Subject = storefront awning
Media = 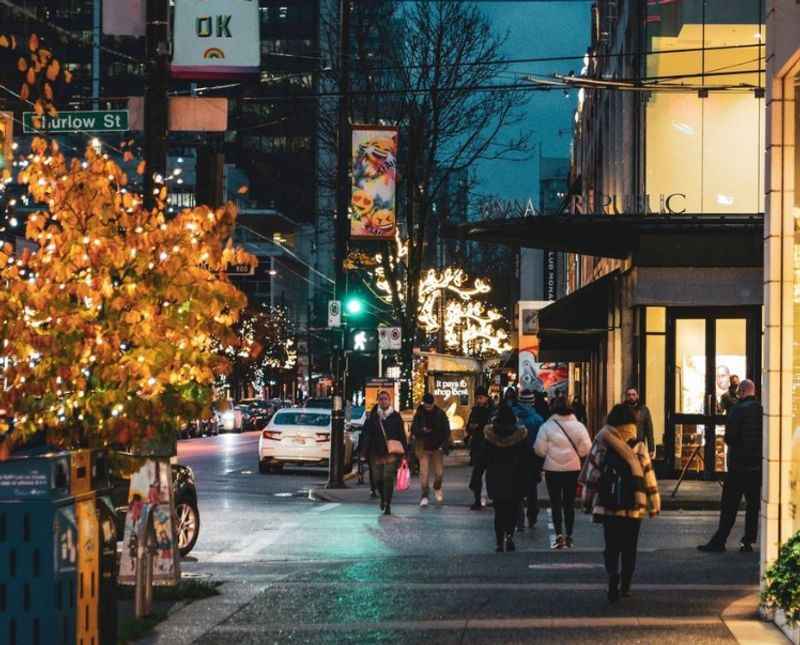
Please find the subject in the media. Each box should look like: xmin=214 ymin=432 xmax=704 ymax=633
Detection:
xmin=537 ymin=271 xmax=618 ymax=362
xmin=446 ymin=214 xmax=763 ymax=266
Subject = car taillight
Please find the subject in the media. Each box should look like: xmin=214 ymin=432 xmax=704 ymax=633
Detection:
xmin=315 ymin=432 xmax=330 ymax=442
xmin=262 ymin=430 xmax=281 ymax=440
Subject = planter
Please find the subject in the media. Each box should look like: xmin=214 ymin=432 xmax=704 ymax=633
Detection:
xmin=776 ymin=609 xmax=800 ymax=645
xmin=0 ymin=449 xmax=117 ymax=645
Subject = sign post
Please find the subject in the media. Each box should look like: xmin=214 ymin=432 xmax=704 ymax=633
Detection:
xmin=23 ymin=110 xmax=129 ymax=133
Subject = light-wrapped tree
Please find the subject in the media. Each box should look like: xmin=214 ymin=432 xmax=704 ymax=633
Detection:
xmin=0 ymin=138 xmax=254 ymax=452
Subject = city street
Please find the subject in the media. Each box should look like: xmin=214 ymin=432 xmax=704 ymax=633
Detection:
xmin=161 ymin=432 xmax=772 ymax=645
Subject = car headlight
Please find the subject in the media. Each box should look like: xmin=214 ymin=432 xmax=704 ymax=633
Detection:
xmin=222 ymin=411 xmax=235 ymax=422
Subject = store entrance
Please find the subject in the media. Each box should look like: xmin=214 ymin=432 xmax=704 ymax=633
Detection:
xmin=666 ymin=308 xmax=760 ymax=479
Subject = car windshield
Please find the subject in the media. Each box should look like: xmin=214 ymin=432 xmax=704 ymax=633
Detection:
xmin=273 ymin=411 xmax=330 ymax=427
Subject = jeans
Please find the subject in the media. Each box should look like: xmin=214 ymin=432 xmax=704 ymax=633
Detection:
xmin=545 ymin=470 xmax=579 ymax=536
xmin=373 ymin=457 xmax=400 ymax=506
xmin=469 ymin=456 xmax=486 ymax=502
xmin=418 ymin=449 xmax=444 ymax=497
xmin=711 ymin=470 xmax=761 ymax=545
xmin=603 ymin=516 xmax=642 ymax=589
xmin=494 ymin=500 xmax=517 ymax=543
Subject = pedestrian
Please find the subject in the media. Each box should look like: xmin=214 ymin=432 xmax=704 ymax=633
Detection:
xmin=361 ymin=390 xmax=408 ymax=516
xmin=535 ymin=396 xmax=591 ymax=549
xmin=719 ymin=374 xmax=741 ymax=414
xmin=533 ymin=390 xmax=550 ymax=421
xmin=579 ymin=403 xmax=661 ymax=602
xmin=698 ymin=378 xmax=761 ymax=553
xmin=465 ymin=386 xmax=495 ymax=510
xmin=411 ymin=393 xmax=451 ymax=507
xmin=356 ymin=407 xmax=378 ymax=497
xmin=511 ymin=389 xmax=545 ymax=529
xmin=624 ymin=387 xmax=655 ymax=459
xmin=482 ymin=403 xmax=528 ymax=552
xmin=572 ymin=394 xmax=588 ymax=425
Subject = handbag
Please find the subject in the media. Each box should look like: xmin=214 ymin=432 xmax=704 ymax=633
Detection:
xmin=379 ymin=417 xmax=405 ymax=456
xmin=395 ymin=459 xmax=410 ymax=492
xmin=552 ymin=418 xmax=584 ymax=498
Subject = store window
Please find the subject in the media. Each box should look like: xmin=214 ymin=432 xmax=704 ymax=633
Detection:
xmin=644 ymin=308 xmax=666 ymax=457
xmin=645 ymin=0 xmax=765 ymax=214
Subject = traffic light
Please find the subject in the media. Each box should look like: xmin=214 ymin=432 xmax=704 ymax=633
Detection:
xmin=344 ymin=295 xmax=364 ymax=316
xmin=348 ymin=328 xmax=377 ymax=352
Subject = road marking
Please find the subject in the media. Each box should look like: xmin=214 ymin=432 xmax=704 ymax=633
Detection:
xmin=207 ymin=522 xmax=298 ymax=563
xmin=528 ymin=563 xmax=603 ymax=570
xmin=274 ymin=492 xmax=293 ymax=497
xmin=312 ymin=502 xmax=340 ymax=513
xmin=212 ymin=616 xmax=726 ymax=634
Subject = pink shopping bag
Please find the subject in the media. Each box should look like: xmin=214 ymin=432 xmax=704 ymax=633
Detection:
xmin=395 ymin=460 xmax=410 ymax=492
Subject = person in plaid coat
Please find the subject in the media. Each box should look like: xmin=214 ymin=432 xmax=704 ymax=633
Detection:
xmin=579 ymin=404 xmax=660 ymax=602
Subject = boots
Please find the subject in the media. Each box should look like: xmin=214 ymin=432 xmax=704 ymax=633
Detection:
xmin=608 ymin=574 xmax=620 ymax=603
xmin=496 ymin=532 xmax=505 ymax=552
xmin=383 ymin=504 xmax=391 ymax=516
xmin=505 ymin=533 xmax=516 ymax=552
xmin=620 ymin=571 xmax=632 ymax=597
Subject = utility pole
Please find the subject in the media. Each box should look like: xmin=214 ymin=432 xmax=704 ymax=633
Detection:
xmin=327 ymin=0 xmax=351 ymax=489
xmin=143 ymin=0 xmax=170 ymax=211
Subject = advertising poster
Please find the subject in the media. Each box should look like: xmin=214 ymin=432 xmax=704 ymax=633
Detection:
xmin=118 ymin=460 xmax=180 ymax=586
xmin=428 ymin=373 xmax=474 ymax=445
xmin=172 ymin=0 xmax=260 ymax=79
xmin=350 ymin=127 xmax=398 ymax=240
xmin=518 ymin=300 xmax=568 ymax=398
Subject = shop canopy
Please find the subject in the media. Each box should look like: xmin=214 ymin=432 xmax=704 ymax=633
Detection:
xmin=446 ymin=214 xmax=763 ymax=267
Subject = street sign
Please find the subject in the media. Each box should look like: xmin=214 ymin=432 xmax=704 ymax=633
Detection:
xmin=349 ymin=328 xmax=377 ymax=353
xmin=225 ymin=262 xmax=256 ymax=276
xmin=328 ymin=300 xmax=341 ymax=328
xmin=378 ymin=326 xmax=402 ymax=350
xmin=23 ymin=110 xmax=129 ymax=134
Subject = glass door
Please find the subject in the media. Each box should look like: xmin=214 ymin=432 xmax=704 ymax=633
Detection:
xmin=667 ymin=309 xmax=758 ymax=479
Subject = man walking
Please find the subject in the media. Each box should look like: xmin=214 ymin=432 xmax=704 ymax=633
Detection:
xmin=411 ymin=393 xmax=451 ymax=507
xmin=466 ymin=386 xmax=495 ymax=510
xmin=512 ymin=389 xmax=545 ymax=528
xmin=698 ymin=379 xmax=762 ymax=552
xmin=624 ymin=387 xmax=655 ymax=459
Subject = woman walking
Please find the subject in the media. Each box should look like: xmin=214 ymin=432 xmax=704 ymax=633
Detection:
xmin=483 ymin=404 xmax=528 ymax=552
xmin=361 ymin=390 xmax=408 ymax=515
xmin=580 ymin=404 xmax=660 ymax=602
xmin=534 ymin=397 xmax=591 ymax=549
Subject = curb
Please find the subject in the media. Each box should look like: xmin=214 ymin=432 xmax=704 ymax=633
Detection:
xmin=721 ymin=593 xmax=790 ymax=644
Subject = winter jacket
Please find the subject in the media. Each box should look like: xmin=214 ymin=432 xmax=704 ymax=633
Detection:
xmin=411 ymin=405 xmax=451 ymax=451
xmin=534 ymin=414 xmax=591 ymax=472
xmin=579 ymin=424 xmax=661 ymax=520
xmin=725 ymin=396 xmax=762 ymax=472
xmin=482 ymin=422 xmax=528 ymax=502
xmin=465 ymin=403 xmax=495 ymax=455
xmin=362 ymin=409 xmax=408 ymax=460
xmin=511 ymin=402 xmax=545 ymax=476
xmin=628 ymin=403 xmax=655 ymax=455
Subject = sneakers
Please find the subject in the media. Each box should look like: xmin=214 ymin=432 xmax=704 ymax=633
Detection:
xmin=565 ymin=536 xmax=574 ymax=549
xmin=551 ymin=535 xmax=566 ymax=550
xmin=739 ymin=542 xmax=754 ymax=553
xmin=469 ymin=502 xmax=482 ymax=511
xmin=419 ymin=496 xmax=429 ymax=508
xmin=383 ymin=505 xmax=391 ymax=516
xmin=697 ymin=542 xmax=726 ymax=553
xmin=434 ymin=489 xmax=444 ymax=504
xmin=505 ymin=536 xmax=516 ymax=552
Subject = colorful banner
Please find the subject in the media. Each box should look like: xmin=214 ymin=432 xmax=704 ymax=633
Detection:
xmin=172 ymin=0 xmax=260 ymax=80
xmin=350 ymin=126 xmax=398 ymax=240
xmin=518 ymin=301 xmax=568 ymax=398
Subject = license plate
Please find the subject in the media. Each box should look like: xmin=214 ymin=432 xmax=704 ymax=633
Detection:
xmin=293 ymin=437 xmax=306 ymax=445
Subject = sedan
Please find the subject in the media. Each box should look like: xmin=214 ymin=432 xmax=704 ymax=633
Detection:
xmin=258 ymin=407 xmax=353 ymax=474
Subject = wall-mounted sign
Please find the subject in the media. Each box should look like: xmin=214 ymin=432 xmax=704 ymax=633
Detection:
xmin=350 ymin=126 xmax=398 ymax=240
xmin=172 ymin=0 xmax=260 ymax=79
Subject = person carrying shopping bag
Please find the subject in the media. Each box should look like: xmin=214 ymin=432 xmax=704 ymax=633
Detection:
xmin=534 ymin=396 xmax=591 ymax=549
xmin=362 ymin=390 xmax=408 ymax=516
xmin=579 ymin=404 xmax=661 ymax=602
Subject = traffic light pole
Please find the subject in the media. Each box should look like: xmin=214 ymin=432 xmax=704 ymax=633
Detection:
xmin=327 ymin=0 xmax=351 ymax=489
xmin=143 ymin=0 xmax=170 ymax=211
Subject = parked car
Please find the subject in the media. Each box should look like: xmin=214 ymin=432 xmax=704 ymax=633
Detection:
xmin=178 ymin=412 xmax=217 ymax=439
xmin=304 ymin=398 xmax=332 ymax=409
xmin=258 ymin=407 xmax=353 ymax=474
xmin=111 ymin=462 xmax=200 ymax=557
xmin=348 ymin=404 xmax=367 ymax=447
xmin=216 ymin=403 xmax=244 ymax=433
xmin=239 ymin=399 xmax=275 ymax=430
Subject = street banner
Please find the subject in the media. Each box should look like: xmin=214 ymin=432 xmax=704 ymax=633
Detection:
xmin=172 ymin=0 xmax=260 ymax=79
xmin=350 ymin=126 xmax=398 ymax=240
xmin=102 ymin=0 xmax=145 ymax=37
xmin=518 ymin=300 xmax=568 ymax=398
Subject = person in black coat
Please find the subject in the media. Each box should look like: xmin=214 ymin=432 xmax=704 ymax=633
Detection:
xmin=482 ymin=404 xmax=529 ymax=552
xmin=361 ymin=391 xmax=408 ymax=515
xmin=698 ymin=379 xmax=762 ymax=552
xmin=465 ymin=386 xmax=495 ymax=510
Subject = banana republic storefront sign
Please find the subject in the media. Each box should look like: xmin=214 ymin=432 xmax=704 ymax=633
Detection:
xmin=571 ymin=192 xmax=688 ymax=215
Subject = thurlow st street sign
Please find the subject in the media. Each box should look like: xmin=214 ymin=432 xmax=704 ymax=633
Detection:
xmin=22 ymin=110 xmax=129 ymax=134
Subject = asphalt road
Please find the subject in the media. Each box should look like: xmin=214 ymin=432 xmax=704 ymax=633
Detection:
xmin=170 ymin=431 xmax=765 ymax=645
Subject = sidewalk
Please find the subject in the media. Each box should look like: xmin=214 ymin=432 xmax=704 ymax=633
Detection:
xmin=317 ymin=451 xmax=729 ymax=511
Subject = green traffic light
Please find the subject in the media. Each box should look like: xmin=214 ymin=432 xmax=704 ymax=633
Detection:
xmin=345 ymin=297 xmax=363 ymax=315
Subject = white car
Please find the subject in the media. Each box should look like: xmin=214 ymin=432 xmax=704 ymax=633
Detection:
xmin=258 ymin=408 xmax=353 ymax=473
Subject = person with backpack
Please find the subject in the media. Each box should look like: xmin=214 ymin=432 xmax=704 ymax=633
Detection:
xmin=482 ymin=404 xmax=529 ymax=552
xmin=511 ymin=389 xmax=545 ymax=529
xmin=534 ymin=397 xmax=592 ymax=549
xmin=579 ymin=404 xmax=661 ymax=602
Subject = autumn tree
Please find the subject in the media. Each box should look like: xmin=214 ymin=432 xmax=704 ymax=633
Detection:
xmin=0 ymin=138 xmax=254 ymax=450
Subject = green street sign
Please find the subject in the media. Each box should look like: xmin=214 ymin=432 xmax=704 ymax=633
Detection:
xmin=22 ymin=110 xmax=129 ymax=134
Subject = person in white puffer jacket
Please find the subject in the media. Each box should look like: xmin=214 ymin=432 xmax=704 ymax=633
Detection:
xmin=534 ymin=396 xmax=592 ymax=549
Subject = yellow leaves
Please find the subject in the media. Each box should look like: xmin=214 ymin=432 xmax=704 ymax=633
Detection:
xmin=158 ymin=187 xmax=167 ymax=201
xmin=64 ymin=69 xmax=72 ymax=84
xmin=123 ymin=150 xmax=134 ymax=163
xmin=28 ymin=34 xmax=39 ymax=53
xmin=237 ymin=185 xmax=249 ymax=194
xmin=43 ymin=83 xmax=53 ymax=101
xmin=122 ymin=192 xmax=135 ymax=209
xmin=26 ymin=67 xmax=36 ymax=87
xmin=136 ymin=160 xmax=146 ymax=175
xmin=17 ymin=57 xmax=27 ymax=72
xmin=45 ymin=59 xmax=60 ymax=82
xmin=19 ymin=84 xmax=29 ymax=101
xmin=0 ymin=35 xmax=9 ymax=48
xmin=33 ymin=100 xmax=44 ymax=116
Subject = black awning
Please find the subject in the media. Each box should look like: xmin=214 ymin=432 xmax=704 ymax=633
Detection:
xmin=446 ymin=214 xmax=763 ymax=266
xmin=536 ymin=271 xmax=618 ymax=362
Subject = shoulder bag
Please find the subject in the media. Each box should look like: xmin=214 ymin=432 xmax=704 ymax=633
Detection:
xmin=379 ymin=417 xmax=406 ymax=456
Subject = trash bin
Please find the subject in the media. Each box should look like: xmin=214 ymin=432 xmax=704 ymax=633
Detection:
xmin=0 ymin=449 xmax=113 ymax=645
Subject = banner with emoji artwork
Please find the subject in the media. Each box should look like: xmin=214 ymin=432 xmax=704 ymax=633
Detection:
xmin=350 ymin=126 xmax=397 ymax=240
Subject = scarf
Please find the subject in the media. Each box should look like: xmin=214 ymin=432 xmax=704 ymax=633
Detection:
xmin=602 ymin=423 xmax=644 ymax=479
xmin=378 ymin=406 xmax=395 ymax=420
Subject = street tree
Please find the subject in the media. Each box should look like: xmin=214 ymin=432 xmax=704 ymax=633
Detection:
xmin=321 ymin=0 xmax=531 ymax=406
